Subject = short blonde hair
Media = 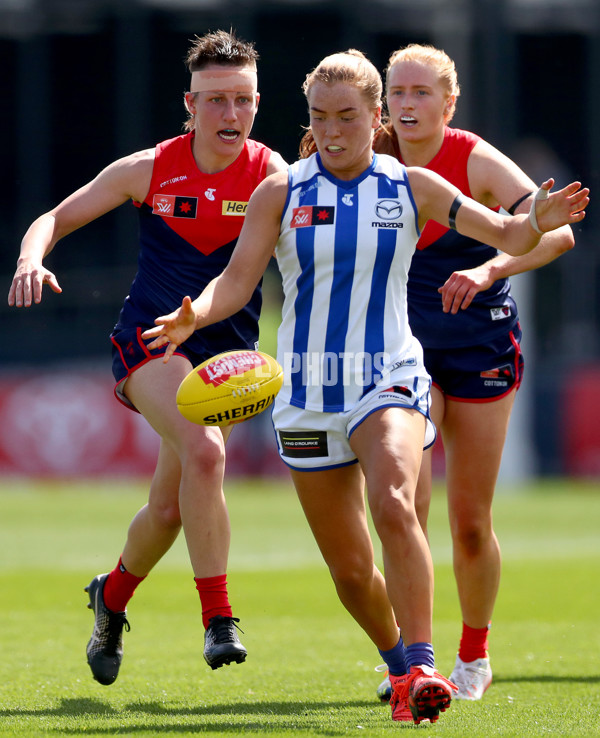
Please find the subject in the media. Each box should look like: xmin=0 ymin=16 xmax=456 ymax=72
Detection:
xmin=386 ymin=43 xmax=460 ymax=122
xmin=303 ymin=49 xmax=382 ymax=109
xmin=299 ymin=49 xmax=382 ymax=157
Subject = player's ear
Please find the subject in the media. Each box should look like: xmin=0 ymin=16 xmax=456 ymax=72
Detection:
xmin=184 ymin=92 xmax=197 ymax=115
xmin=443 ymin=94 xmax=456 ymax=122
xmin=255 ymin=91 xmax=260 ymax=111
xmin=372 ymin=105 xmax=382 ymax=130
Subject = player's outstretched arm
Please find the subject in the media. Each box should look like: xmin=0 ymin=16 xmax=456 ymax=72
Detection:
xmin=411 ymin=169 xmax=589 ymax=258
xmin=8 ymin=213 xmax=65 ymax=307
xmin=8 ymin=150 xmax=154 ymax=308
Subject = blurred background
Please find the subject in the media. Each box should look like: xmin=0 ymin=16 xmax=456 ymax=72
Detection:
xmin=0 ymin=0 xmax=598 ymax=480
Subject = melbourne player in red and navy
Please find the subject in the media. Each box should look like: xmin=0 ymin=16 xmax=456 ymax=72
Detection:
xmin=9 ymin=31 xmax=287 ymax=687
xmin=374 ymin=44 xmax=578 ymax=702
xmin=111 ymin=131 xmax=274 ymax=407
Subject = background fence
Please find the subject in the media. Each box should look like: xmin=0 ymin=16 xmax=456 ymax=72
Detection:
xmin=1 ymin=0 xmax=598 ymax=477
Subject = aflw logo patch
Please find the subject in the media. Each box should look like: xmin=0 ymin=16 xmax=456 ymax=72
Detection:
xmin=291 ymin=206 xmax=335 ymax=228
xmin=152 ymin=194 xmax=197 ymax=218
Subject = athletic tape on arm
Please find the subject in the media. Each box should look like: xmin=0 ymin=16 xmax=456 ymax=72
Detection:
xmin=528 ymin=187 xmax=549 ymax=234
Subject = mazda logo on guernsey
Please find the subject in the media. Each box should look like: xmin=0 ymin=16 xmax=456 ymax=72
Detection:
xmin=375 ymin=199 xmax=403 ymax=220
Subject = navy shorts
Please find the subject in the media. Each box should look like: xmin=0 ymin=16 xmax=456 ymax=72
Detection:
xmin=110 ymin=326 xmax=211 ymax=411
xmin=423 ymin=324 xmax=524 ymax=402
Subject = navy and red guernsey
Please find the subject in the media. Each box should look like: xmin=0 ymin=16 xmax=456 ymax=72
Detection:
xmin=403 ymin=127 xmax=519 ymax=349
xmin=112 ymin=132 xmax=272 ymax=358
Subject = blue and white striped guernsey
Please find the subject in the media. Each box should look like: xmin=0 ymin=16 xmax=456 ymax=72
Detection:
xmin=275 ymin=152 xmax=422 ymax=413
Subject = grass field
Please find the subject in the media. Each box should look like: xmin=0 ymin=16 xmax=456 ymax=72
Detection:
xmin=1 ymin=476 xmax=599 ymax=736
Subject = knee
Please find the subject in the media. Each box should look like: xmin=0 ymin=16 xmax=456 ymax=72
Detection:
xmin=147 ymin=498 xmax=182 ymax=530
xmin=181 ymin=431 xmax=225 ymax=478
xmin=451 ymin=517 xmax=493 ymax=557
xmin=369 ymin=488 xmax=415 ymax=541
xmin=329 ymin=555 xmax=375 ymax=595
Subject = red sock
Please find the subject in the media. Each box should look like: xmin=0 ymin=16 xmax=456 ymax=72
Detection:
xmin=103 ymin=557 xmax=147 ymax=613
xmin=195 ymin=574 xmax=232 ymax=629
xmin=458 ymin=622 xmax=490 ymax=662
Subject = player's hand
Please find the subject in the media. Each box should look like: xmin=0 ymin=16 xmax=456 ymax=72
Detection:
xmin=142 ymin=296 xmax=197 ymax=363
xmin=8 ymin=261 xmax=62 ymax=307
xmin=533 ymin=179 xmax=589 ymax=233
xmin=438 ymin=265 xmax=495 ymax=313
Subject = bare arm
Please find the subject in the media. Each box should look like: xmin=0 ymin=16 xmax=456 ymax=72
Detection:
xmin=8 ymin=149 xmax=154 ymax=307
xmin=408 ymin=167 xmax=588 ymax=259
xmin=266 ymin=149 xmax=288 ymax=175
xmin=439 ymin=140 xmax=576 ymax=313
xmin=142 ymin=171 xmax=288 ymax=362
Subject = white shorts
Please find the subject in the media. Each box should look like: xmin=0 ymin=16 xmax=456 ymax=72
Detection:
xmin=272 ymin=367 xmax=436 ymax=471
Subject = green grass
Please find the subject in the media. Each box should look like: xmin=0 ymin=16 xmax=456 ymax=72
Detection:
xmin=0 ymin=477 xmax=599 ymax=736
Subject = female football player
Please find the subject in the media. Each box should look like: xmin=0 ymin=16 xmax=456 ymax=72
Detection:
xmin=142 ymin=49 xmax=587 ymax=724
xmin=373 ymin=44 xmax=579 ymax=701
xmin=8 ymin=30 xmax=287 ymax=686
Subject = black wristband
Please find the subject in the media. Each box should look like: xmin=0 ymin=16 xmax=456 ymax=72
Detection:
xmin=507 ymin=191 xmax=534 ymax=215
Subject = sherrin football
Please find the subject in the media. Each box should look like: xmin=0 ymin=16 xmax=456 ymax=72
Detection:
xmin=176 ymin=350 xmax=284 ymax=426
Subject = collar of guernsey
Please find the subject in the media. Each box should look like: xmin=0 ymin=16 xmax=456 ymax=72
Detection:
xmin=139 ymin=133 xmax=271 ymax=256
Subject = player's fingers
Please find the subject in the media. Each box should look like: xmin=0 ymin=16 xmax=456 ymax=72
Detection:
xmin=457 ymin=287 xmax=477 ymax=311
xmin=163 ymin=342 xmax=177 ymax=363
xmin=7 ymin=287 xmax=16 ymax=306
xmin=153 ymin=312 xmax=175 ymax=326
xmin=45 ymin=272 xmax=62 ymax=295
xmin=570 ymin=188 xmax=590 ymax=209
xmin=439 ymin=285 xmax=456 ymax=312
xmin=141 ymin=324 xmax=162 ymax=339
xmin=32 ymin=272 xmax=47 ymax=304
xmin=20 ymin=275 xmax=35 ymax=307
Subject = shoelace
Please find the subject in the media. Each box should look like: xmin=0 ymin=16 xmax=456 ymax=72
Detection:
xmin=391 ymin=668 xmax=457 ymax=702
xmin=105 ymin=612 xmax=130 ymax=654
xmin=209 ymin=616 xmax=243 ymax=642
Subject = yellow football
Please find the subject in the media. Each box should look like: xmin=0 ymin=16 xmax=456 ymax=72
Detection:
xmin=176 ymin=349 xmax=284 ymax=426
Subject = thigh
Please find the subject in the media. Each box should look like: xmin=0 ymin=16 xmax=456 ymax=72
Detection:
xmin=415 ymin=385 xmax=445 ymax=527
xmin=290 ymin=465 xmax=374 ymax=569
xmin=443 ymin=390 xmax=516 ymax=524
xmin=124 ymin=355 xmax=225 ymax=456
xmin=350 ymin=406 xmax=426 ymax=530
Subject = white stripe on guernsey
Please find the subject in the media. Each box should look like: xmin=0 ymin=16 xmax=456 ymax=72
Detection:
xmin=276 ymin=154 xmax=418 ymax=412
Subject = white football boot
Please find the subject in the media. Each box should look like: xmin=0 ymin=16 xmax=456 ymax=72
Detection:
xmin=448 ymin=655 xmax=492 ymax=700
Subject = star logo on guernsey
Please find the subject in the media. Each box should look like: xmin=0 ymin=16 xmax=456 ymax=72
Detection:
xmin=291 ymin=205 xmax=335 ymax=228
xmin=342 ymin=194 xmax=354 ymax=206
xmin=204 ymin=188 xmax=216 ymax=201
xmin=152 ymin=194 xmax=198 ymax=218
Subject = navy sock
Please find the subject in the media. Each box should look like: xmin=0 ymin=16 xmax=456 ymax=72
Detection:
xmin=404 ymin=642 xmax=435 ymax=670
xmin=378 ymin=635 xmax=406 ymax=676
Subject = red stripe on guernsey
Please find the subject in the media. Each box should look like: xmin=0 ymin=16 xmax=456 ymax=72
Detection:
xmin=398 ymin=128 xmax=498 ymax=251
xmin=138 ymin=133 xmax=270 ymax=256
